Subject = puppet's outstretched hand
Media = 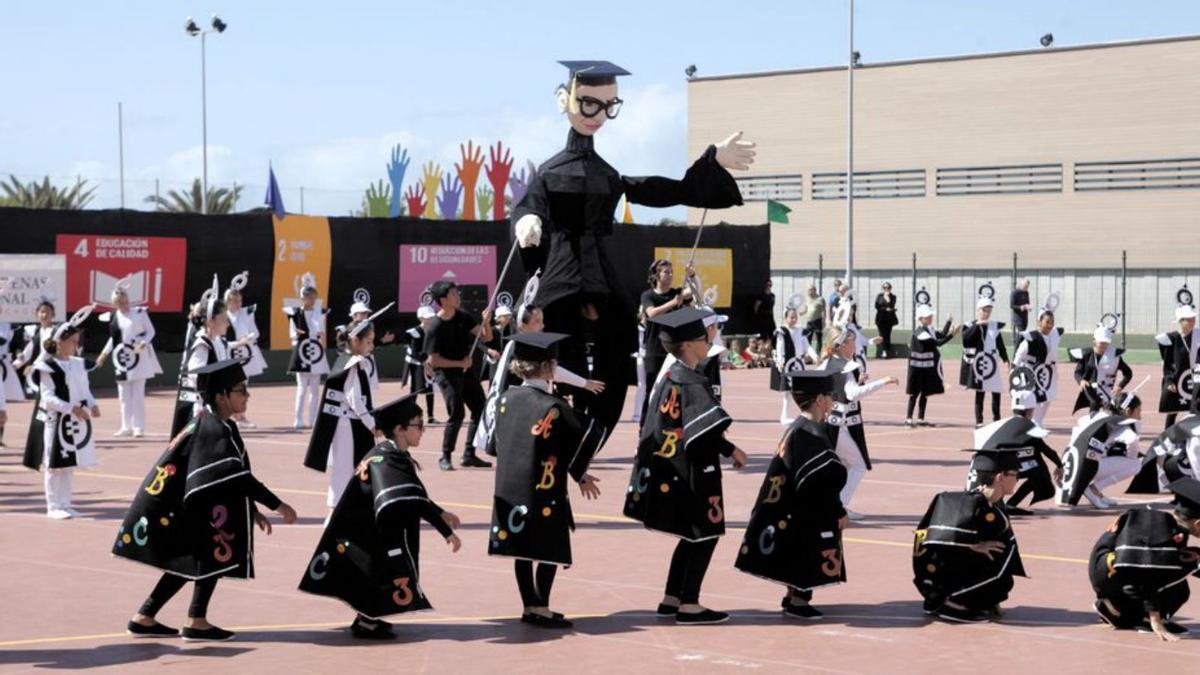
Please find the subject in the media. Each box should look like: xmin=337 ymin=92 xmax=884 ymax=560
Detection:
xmin=515 ymin=214 xmax=542 ymax=248
xmin=715 ymin=131 xmax=757 ymax=171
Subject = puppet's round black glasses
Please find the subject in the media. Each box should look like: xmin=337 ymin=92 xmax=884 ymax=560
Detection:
xmin=576 ymin=96 xmax=623 ymax=119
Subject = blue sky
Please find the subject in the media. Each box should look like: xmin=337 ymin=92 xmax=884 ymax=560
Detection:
xmin=2 ymin=0 xmax=1197 ymax=218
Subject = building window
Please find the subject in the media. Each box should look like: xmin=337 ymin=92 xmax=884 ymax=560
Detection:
xmin=935 ymin=164 xmax=1062 ymax=196
xmin=810 ymin=169 xmax=925 ymax=200
xmin=734 ymin=174 xmax=804 ymax=202
xmin=1075 ymin=158 xmax=1200 ymax=191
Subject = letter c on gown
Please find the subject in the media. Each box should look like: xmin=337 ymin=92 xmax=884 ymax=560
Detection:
xmin=508 ymin=505 xmax=529 ymax=534
xmin=758 ymin=525 xmax=777 ymax=555
xmin=308 ymin=551 xmax=330 ymax=580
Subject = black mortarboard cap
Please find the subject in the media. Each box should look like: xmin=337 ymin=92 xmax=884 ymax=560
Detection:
xmin=371 ymin=393 xmax=424 ymax=433
xmin=509 ymin=331 xmax=568 ymax=361
xmin=789 ymin=368 xmax=837 ymax=395
xmin=649 ymin=307 xmax=709 ymax=343
xmin=558 ymin=60 xmax=631 ymax=85
xmin=966 ymin=447 xmax=1022 ymax=473
xmin=1168 ymin=478 xmax=1200 ymax=519
xmin=191 ymin=359 xmax=247 ymax=399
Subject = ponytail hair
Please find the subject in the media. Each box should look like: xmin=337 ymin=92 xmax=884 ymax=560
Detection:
xmin=43 ymin=325 xmax=79 ymax=356
xmin=190 ymin=300 xmax=227 ymax=328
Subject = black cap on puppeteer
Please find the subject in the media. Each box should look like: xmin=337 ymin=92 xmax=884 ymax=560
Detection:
xmin=191 ymin=359 xmax=247 ymax=398
xmin=966 ymin=447 xmax=1022 ymax=473
xmin=650 ymin=307 xmax=710 ymax=343
xmin=509 ymin=331 xmax=568 ymax=361
xmin=371 ymin=393 xmax=424 ymax=433
xmin=1168 ymin=478 xmax=1200 ymax=519
xmin=790 ymin=368 xmax=837 ymax=395
xmin=558 ymin=60 xmax=631 ymax=85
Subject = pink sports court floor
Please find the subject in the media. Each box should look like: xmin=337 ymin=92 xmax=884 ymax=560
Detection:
xmin=1 ymin=359 xmax=1197 ymax=673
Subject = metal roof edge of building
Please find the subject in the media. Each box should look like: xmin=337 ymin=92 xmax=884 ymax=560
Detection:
xmin=687 ymin=33 xmax=1200 ymax=84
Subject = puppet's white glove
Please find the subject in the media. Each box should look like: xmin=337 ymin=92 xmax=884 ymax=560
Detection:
xmin=715 ymin=131 xmax=757 ymax=171
xmin=515 ymin=214 xmax=543 ymax=248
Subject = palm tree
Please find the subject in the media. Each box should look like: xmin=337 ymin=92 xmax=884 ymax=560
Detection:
xmin=143 ymin=178 xmax=243 ymax=214
xmin=2 ymin=175 xmax=96 ymax=209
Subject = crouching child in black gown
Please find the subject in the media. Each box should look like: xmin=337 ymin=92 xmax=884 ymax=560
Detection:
xmin=116 ymin=359 xmax=298 ymax=642
xmin=913 ymin=447 xmax=1027 ymax=623
xmin=623 ymin=308 xmax=748 ymax=625
xmin=299 ymin=392 xmax=462 ymax=640
xmin=1089 ymin=478 xmax=1200 ymax=642
xmin=488 ymin=332 xmax=606 ymax=628
xmin=736 ymin=369 xmax=850 ymax=620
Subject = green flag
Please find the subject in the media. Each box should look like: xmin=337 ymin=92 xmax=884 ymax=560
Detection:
xmin=766 ymin=199 xmax=791 ymax=224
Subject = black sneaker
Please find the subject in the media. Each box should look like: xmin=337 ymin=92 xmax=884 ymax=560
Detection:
xmin=918 ymin=419 xmax=932 ymax=427
xmin=656 ymin=603 xmax=680 ymax=616
xmin=783 ymin=603 xmax=823 ymax=620
xmin=438 ymin=456 xmax=453 ymax=471
xmin=181 ymin=625 xmax=235 ymax=642
xmin=1094 ymin=600 xmax=1121 ymax=627
xmin=676 ymin=609 xmax=730 ymax=625
xmin=524 ymin=612 xmax=573 ymax=628
xmin=427 ymin=417 xmax=439 ymax=425
xmin=904 ymin=419 xmax=914 ymax=428
xmin=126 ymin=620 xmax=179 ymax=637
xmin=461 ymin=455 xmax=492 ymax=468
xmin=937 ymin=605 xmax=986 ymax=624
xmin=351 ymin=616 xmax=395 ymax=640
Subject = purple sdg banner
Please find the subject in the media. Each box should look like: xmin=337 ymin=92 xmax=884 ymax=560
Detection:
xmin=398 ymin=244 xmax=497 ymax=314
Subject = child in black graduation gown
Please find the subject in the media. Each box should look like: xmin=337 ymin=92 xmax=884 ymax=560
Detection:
xmin=487 ymin=332 xmax=606 ymax=628
xmin=623 ymin=308 xmax=748 ymax=625
xmin=736 ymin=369 xmax=850 ymax=619
xmin=299 ymin=393 xmax=462 ymax=640
xmin=116 ymin=359 xmax=298 ymax=642
xmin=913 ymin=448 xmax=1027 ymax=623
xmin=1089 ymin=478 xmax=1200 ymax=641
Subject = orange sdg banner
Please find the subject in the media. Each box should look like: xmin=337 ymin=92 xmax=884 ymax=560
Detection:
xmin=652 ymin=247 xmax=733 ymax=308
xmin=269 ymin=215 xmax=332 ymax=350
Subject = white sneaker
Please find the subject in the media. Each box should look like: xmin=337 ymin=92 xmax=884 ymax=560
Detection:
xmin=47 ymin=509 xmax=72 ymax=520
xmin=65 ymin=508 xmax=82 ymax=518
xmin=113 ymin=429 xmax=132 ymax=437
xmin=845 ymin=509 xmax=866 ymax=521
xmin=1083 ymin=485 xmax=1107 ymax=508
xmin=132 ymin=429 xmax=144 ymax=438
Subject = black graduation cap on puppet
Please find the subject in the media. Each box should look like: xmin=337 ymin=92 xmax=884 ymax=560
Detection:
xmin=789 ymin=368 xmax=837 ymax=395
xmin=965 ymin=447 xmax=1022 ymax=473
xmin=558 ymin=60 xmax=630 ymax=116
xmin=508 ymin=331 xmax=569 ymax=361
xmin=1168 ymin=478 xmax=1200 ymax=520
xmin=191 ymin=358 xmax=247 ymax=399
xmin=370 ymin=392 xmax=425 ymax=433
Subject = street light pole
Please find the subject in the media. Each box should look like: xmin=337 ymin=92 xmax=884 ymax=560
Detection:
xmin=845 ymin=0 xmax=855 ymax=287
xmin=200 ymin=31 xmax=208 ymax=215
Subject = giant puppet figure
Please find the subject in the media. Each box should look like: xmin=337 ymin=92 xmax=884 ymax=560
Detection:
xmin=512 ymin=60 xmax=756 ymax=440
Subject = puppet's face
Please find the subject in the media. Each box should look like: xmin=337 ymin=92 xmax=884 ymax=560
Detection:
xmin=561 ymin=82 xmax=619 ymax=136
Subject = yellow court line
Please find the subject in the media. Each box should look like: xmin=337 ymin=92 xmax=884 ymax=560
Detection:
xmin=0 ymin=470 xmax=1090 ymax=566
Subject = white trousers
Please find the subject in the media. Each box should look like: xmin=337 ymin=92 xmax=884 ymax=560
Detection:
xmin=326 ymin=419 xmax=353 ymax=508
xmin=1092 ymin=455 xmax=1141 ymax=492
xmin=44 ymin=467 xmax=74 ymax=512
xmin=117 ymin=379 xmax=147 ymax=432
xmin=834 ymin=427 xmax=868 ymax=508
xmin=631 ymin=358 xmax=647 ymax=423
xmin=295 ymin=373 xmax=322 ymax=426
xmin=1032 ymin=400 xmax=1052 ymax=428
xmin=780 ymin=392 xmax=795 ymax=422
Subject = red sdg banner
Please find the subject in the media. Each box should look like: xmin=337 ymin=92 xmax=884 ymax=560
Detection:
xmin=55 ymin=234 xmax=187 ymax=311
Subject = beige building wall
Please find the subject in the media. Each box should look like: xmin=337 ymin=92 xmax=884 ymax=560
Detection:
xmin=686 ymin=36 xmax=1200 ymax=270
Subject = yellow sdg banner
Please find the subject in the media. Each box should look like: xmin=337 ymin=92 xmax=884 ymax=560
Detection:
xmin=269 ymin=215 xmax=332 ymax=350
xmin=652 ymin=247 xmax=733 ymax=308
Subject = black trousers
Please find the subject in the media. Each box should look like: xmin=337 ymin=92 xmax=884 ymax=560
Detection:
xmin=664 ymin=538 xmax=719 ymax=604
xmin=974 ymin=391 xmax=1000 ymax=424
xmin=514 ymin=559 xmax=558 ymax=607
xmin=640 ymin=351 xmax=666 ymax=422
xmin=139 ymin=573 xmax=217 ymax=618
xmin=435 ymin=367 xmax=484 ymax=458
xmin=875 ymin=324 xmax=894 ymax=358
xmin=407 ymin=363 xmax=436 ymax=418
xmin=906 ymin=393 xmax=929 ymax=420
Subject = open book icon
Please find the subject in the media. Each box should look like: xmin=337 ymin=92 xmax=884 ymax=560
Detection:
xmin=90 ymin=269 xmax=161 ymax=307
